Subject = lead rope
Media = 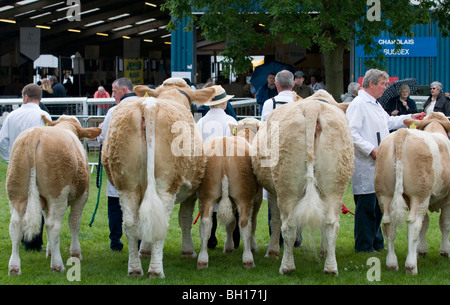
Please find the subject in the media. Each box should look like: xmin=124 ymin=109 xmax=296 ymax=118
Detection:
xmin=89 ymin=144 xmax=102 ymax=227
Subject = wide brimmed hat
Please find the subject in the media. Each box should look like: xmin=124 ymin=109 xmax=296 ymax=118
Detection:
xmin=204 ymin=85 xmax=234 ymax=106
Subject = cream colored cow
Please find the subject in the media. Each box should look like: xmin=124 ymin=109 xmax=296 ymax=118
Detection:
xmin=101 ymin=78 xmax=215 ymax=278
xmin=375 ymin=112 xmax=450 ymax=274
xmin=197 ymin=118 xmax=262 ymax=270
xmin=7 ymin=115 xmax=101 ymax=275
xmin=252 ymin=90 xmax=354 ymax=275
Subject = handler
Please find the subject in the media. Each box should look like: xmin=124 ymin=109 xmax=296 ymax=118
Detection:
xmin=346 ymin=69 xmax=423 ymax=253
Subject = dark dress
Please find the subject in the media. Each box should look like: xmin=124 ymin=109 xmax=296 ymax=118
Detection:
xmin=384 ymin=96 xmax=418 ymax=116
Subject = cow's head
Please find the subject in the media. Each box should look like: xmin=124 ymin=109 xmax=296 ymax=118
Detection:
xmin=133 ymin=78 xmax=215 ymax=110
xmin=229 ymin=118 xmax=261 ymax=144
xmin=42 ymin=115 xmax=102 ymax=140
xmin=404 ymin=112 xmax=450 ymax=138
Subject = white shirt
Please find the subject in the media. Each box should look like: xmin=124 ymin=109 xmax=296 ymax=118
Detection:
xmin=0 ymin=103 xmax=51 ymax=162
xmin=310 ymin=82 xmax=325 ymax=92
xmin=98 ymin=94 xmax=136 ymax=197
xmin=261 ymin=90 xmax=295 ymax=122
xmin=346 ymin=89 xmax=411 ymax=195
xmin=196 ymin=108 xmax=237 ymax=143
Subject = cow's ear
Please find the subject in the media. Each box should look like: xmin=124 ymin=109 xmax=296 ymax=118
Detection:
xmin=403 ymin=118 xmax=426 ymax=129
xmin=336 ymin=102 xmax=350 ymax=113
xmin=403 ymin=118 xmax=415 ymax=128
xmin=134 ymin=85 xmax=158 ymax=97
xmin=41 ymin=114 xmax=56 ymax=126
xmin=78 ymin=127 xmax=102 ymax=140
xmin=229 ymin=122 xmax=238 ymax=136
xmin=189 ymin=87 xmax=216 ymax=105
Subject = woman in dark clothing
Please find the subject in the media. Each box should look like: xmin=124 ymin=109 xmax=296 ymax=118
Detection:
xmin=423 ymin=81 xmax=450 ymax=117
xmin=384 ymin=84 xmax=418 ymax=116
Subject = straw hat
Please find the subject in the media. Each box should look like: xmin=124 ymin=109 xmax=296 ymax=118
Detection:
xmin=204 ymin=85 xmax=234 ymax=106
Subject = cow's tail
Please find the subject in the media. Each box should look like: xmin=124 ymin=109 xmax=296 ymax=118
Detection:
xmin=389 ymin=129 xmax=409 ymax=226
xmin=138 ymin=98 xmax=169 ymax=243
xmin=291 ymin=106 xmax=325 ymax=231
xmin=217 ymin=175 xmax=235 ymax=226
xmin=22 ymin=133 xmax=42 ymax=242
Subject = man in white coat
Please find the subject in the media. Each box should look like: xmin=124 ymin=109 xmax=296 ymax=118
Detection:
xmin=346 ymin=69 xmax=422 ymax=252
xmin=98 ymin=77 xmax=136 ymax=251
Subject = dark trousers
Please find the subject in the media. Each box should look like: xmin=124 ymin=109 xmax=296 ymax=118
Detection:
xmin=354 ymin=193 xmax=384 ymax=252
xmin=108 ymin=196 xmax=123 ymax=251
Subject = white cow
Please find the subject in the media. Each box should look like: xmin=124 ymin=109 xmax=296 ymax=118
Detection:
xmin=375 ymin=112 xmax=450 ymax=274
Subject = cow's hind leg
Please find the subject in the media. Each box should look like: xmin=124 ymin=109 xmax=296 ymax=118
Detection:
xmin=405 ymin=198 xmax=428 ymax=275
xmin=120 ymin=192 xmax=143 ymax=276
xmin=236 ymin=199 xmax=255 ymax=269
xmin=418 ymin=213 xmax=429 ymax=257
xmin=45 ymin=201 xmax=68 ymax=272
xmin=68 ymin=193 xmax=87 ymax=260
xmin=179 ymin=193 xmax=197 ymax=258
xmin=322 ymin=200 xmax=340 ymax=275
xmin=8 ymin=206 xmax=24 ymax=275
xmin=439 ymin=204 xmax=450 ymax=257
xmin=380 ymin=195 xmax=399 ymax=271
xmin=197 ymin=199 xmax=215 ymax=270
xmin=265 ymin=193 xmax=281 ymax=259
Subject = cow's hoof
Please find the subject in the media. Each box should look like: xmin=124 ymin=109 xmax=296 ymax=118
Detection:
xmin=386 ymin=264 xmax=399 ymax=271
xmin=181 ymin=251 xmax=197 ymax=258
xmin=148 ymin=269 xmax=165 ymax=278
xmin=8 ymin=266 xmax=21 ymax=276
xmin=128 ymin=268 xmax=143 ymax=276
xmin=440 ymin=251 xmax=449 ymax=258
xmin=139 ymin=250 xmax=151 ymax=258
xmin=324 ymin=269 xmax=338 ymax=276
xmin=405 ymin=265 xmax=418 ymax=275
xmin=265 ymin=250 xmax=279 ymax=260
xmin=51 ymin=265 xmax=64 ymax=273
xmin=197 ymin=261 xmax=208 ymax=270
xmin=243 ymin=261 xmax=255 ymax=270
xmin=418 ymin=252 xmax=427 ymax=258
xmin=279 ymin=266 xmax=295 ymax=275
xmin=70 ymin=252 xmax=82 ymax=260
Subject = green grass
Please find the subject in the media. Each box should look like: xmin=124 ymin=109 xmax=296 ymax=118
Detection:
xmin=0 ymin=161 xmax=449 ymax=285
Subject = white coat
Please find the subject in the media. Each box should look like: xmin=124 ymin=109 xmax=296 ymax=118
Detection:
xmin=346 ymin=89 xmax=411 ymax=195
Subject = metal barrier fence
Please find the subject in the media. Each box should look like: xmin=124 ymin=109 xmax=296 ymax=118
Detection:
xmin=0 ymin=95 xmax=432 ymax=172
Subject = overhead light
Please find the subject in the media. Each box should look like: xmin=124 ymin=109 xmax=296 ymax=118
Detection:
xmin=143 ymin=39 xmax=153 ymax=43
xmin=80 ymin=8 xmax=100 ymax=15
xmin=17 ymin=0 xmax=40 ymax=5
xmin=15 ymin=10 xmax=36 ymax=17
xmin=135 ymin=18 xmax=155 ymax=25
xmin=258 ymin=23 xmax=265 ymax=27
xmin=0 ymin=18 xmax=16 ymax=24
xmin=43 ymin=2 xmax=65 ymax=9
xmin=68 ymin=29 xmax=81 ymax=33
xmin=0 ymin=5 xmax=14 ymax=13
xmin=122 ymin=36 xmax=131 ymax=39
xmin=112 ymin=25 xmax=133 ymax=32
xmin=36 ymin=25 xmax=51 ymax=29
xmin=96 ymin=32 xmax=109 ymax=37
xmin=108 ymin=13 xmax=130 ymax=21
xmin=85 ymin=20 xmax=105 ymax=27
xmin=138 ymin=28 xmax=157 ymax=35
xmin=161 ymin=33 xmax=171 ymax=38
xmin=145 ymin=2 xmax=157 ymax=7
xmin=164 ymin=42 xmax=171 ymax=45
xmin=30 ymin=12 xmax=52 ymax=19
xmin=57 ymin=4 xmax=78 ymax=11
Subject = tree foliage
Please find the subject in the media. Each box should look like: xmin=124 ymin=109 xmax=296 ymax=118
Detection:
xmin=163 ymin=0 xmax=449 ymax=95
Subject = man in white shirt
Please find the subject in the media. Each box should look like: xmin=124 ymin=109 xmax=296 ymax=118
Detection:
xmin=261 ymin=70 xmax=295 ymax=122
xmin=346 ymin=69 xmax=422 ymax=253
xmin=98 ymin=77 xmax=136 ymax=251
xmin=0 ymin=84 xmax=51 ymax=162
xmin=0 ymin=83 xmax=52 ymax=251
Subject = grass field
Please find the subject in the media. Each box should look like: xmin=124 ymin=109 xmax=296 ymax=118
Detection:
xmin=0 ymin=161 xmax=449 ymax=286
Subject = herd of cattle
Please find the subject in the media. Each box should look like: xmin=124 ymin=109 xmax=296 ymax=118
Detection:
xmin=6 ymin=78 xmax=450 ymax=277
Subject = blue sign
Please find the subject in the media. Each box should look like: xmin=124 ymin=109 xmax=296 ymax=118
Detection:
xmin=356 ymin=37 xmax=437 ymax=58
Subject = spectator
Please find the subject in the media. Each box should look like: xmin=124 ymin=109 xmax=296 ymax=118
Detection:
xmin=341 ymin=82 xmax=360 ymax=103
xmin=384 ymin=84 xmax=417 ymax=116
xmin=255 ymin=72 xmax=277 ymax=116
xmin=41 ymin=79 xmax=54 ymax=98
xmin=309 ymin=75 xmax=325 ymax=92
xmin=423 ymin=81 xmax=450 ymax=116
xmin=94 ymin=86 xmax=111 ymax=116
xmin=49 ymin=76 xmax=67 ymax=115
xmin=97 ymin=77 xmax=136 ymax=251
xmin=292 ymin=71 xmax=314 ymax=98
xmin=0 ymin=83 xmax=52 ymax=251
